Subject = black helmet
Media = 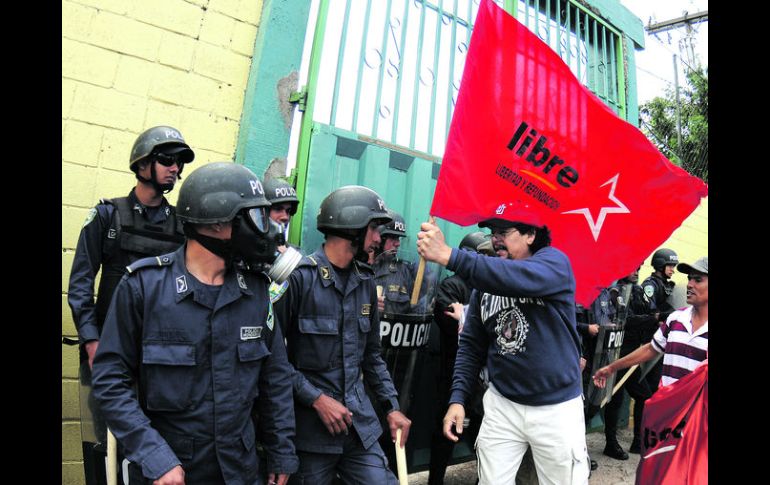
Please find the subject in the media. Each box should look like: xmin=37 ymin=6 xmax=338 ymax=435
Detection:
xmin=378 ymin=209 xmax=406 ymax=238
xmin=129 ymin=125 xmax=195 ymax=172
xmin=317 ymin=185 xmax=391 ymax=233
xmin=460 ymin=231 xmax=490 ymax=252
xmin=263 ymin=178 xmax=299 ymax=215
xmin=651 ymin=248 xmax=679 ymax=272
xmin=177 ymin=162 xmax=270 ymax=225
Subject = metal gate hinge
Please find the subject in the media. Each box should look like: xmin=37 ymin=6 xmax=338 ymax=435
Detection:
xmin=289 ymin=87 xmax=308 ymax=112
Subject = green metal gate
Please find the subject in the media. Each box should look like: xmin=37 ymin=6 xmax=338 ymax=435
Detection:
xmin=290 ymin=0 xmax=630 ymax=252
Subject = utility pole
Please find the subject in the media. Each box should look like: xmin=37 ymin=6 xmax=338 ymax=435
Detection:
xmin=673 ymin=54 xmax=682 ymax=149
xmin=646 ymin=10 xmax=708 ymax=71
xmin=645 ymin=11 xmax=708 ymax=151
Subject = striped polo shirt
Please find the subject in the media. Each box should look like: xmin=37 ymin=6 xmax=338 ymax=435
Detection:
xmin=651 ymin=306 xmax=708 ymax=387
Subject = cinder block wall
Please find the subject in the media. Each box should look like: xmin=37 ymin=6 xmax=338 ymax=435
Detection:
xmin=640 ymin=197 xmax=708 ymax=306
xmin=62 ymin=1 xmax=263 ymax=483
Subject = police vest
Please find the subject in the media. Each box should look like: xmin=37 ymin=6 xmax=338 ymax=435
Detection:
xmin=95 ymin=197 xmax=185 ymax=326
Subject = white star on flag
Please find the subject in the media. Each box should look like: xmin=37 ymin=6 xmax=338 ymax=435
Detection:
xmin=562 ymin=174 xmax=630 ymax=241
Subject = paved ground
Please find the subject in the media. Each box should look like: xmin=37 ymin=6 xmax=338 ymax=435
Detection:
xmin=408 ymin=427 xmax=640 ymax=484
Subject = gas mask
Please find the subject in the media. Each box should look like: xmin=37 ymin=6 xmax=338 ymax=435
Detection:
xmin=232 ymin=208 xmax=302 ymax=283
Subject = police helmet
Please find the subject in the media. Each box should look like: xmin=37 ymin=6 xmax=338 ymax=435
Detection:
xmin=177 ymin=162 xmax=270 ymax=225
xmin=263 ymin=178 xmax=299 ymax=215
xmin=459 ymin=231 xmax=490 ymax=252
xmin=378 ymin=209 xmax=407 ymax=238
xmin=651 ymin=248 xmax=679 ymax=272
xmin=129 ymin=125 xmax=195 ymax=172
xmin=317 ymin=185 xmax=391 ymax=233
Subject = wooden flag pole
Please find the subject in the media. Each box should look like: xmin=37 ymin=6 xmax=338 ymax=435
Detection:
xmin=107 ymin=429 xmax=118 ymax=485
xmin=410 ymin=216 xmax=436 ymax=305
xmin=395 ymin=428 xmax=408 ymax=485
xmin=600 ymin=364 xmax=639 ymax=408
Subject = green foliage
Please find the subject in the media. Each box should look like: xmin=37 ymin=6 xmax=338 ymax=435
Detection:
xmin=639 ymin=67 xmax=708 ymax=182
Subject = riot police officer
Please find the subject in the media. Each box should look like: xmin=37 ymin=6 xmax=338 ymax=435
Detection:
xmin=263 ymin=177 xmax=299 ymax=227
xmin=67 ymin=125 xmax=194 ymax=485
xmin=606 ymin=267 xmax=658 ymax=457
xmin=91 ymin=162 xmax=299 ymax=485
xmin=371 ymin=209 xmax=432 ymax=316
xmin=273 ymin=186 xmax=412 ymax=484
xmin=643 ymin=248 xmax=679 ymax=323
xmin=633 ymin=247 xmax=679 ymax=452
xmin=264 ymin=177 xmax=300 ymax=248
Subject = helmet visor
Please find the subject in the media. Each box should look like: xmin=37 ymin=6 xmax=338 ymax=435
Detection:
xmin=245 ymin=207 xmax=270 ymax=234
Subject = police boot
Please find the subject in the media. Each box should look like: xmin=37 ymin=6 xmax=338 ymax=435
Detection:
xmin=603 ymin=439 xmax=629 ymax=460
xmin=629 ymin=435 xmax=641 ymax=454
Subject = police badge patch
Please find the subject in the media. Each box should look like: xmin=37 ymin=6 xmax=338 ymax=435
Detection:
xmin=362 ymin=304 xmax=371 ymax=316
xmin=83 ymin=208 xmax=97 ymax=228
xmin=320 ymin=266 xmax=331 ymax=280
xmin=266 ymin=300 xmax=274 ymax=331
xmin=643 ymin=285 xmax=655 ymax=298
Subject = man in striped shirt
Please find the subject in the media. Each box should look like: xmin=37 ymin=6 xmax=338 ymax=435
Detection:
xmin=592 ymin=256 xmax=708 ymax=389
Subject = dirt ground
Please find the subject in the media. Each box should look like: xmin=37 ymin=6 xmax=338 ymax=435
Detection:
xmin=408 ymin=426 xmax=641 ymax=484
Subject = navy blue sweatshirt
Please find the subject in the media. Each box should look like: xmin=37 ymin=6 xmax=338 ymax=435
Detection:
xmin=448 ymin=246 xmax=583 ymax=406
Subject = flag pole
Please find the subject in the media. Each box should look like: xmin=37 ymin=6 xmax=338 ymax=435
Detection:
xmin=410 ymin=216 xmax=436 ymax=305
xmin=600 ymin=364 xmax=639 ymax=408
xmin=395 ymin=428 xmax=408 ymax=485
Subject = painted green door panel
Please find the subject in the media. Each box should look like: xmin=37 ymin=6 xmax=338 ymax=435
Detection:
xmin=298 ymin=123 xmax=479 ymax=269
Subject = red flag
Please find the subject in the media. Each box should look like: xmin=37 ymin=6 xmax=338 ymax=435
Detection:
xmin=635 ymin=362 xmax=708 ymax=485
xmin=431 ymin=0 xmax=708 ymax=306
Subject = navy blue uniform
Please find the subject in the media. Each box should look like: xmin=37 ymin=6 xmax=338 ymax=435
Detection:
xmin=91 ymin=246 xmax=298 ymax=484
xmin=609 ymin=282 xmax=660 ymax=449
xmin=641 ymin=273 xmax=676 ymax=323
xmin=274 ymin=248 xmax=400 ymax=484
xmin=68 ymin=189 xmax=184 ymax=347
xmin=639 ymin=274 xmax=672 ymax=395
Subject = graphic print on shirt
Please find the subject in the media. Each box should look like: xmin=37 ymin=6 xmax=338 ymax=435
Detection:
xmin=480 ymin=294 xmax=543 ymax=356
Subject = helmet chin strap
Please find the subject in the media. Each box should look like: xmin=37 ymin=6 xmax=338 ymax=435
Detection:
xmin=136 ymin=161 xmax=174 ymax=194
xmin=324 ymin=228 xmax=370 ymax=263
xmin=352 ymin=231 xmax=371 ymax=264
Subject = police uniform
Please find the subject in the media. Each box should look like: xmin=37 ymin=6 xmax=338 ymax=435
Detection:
xmin=91 ymin=246 xmax=298 ymax=484
xmin=608 ymin=281 xmax=660 ymax=452
xmin=274 ymin=248 xmax=400 ymax=485
xmin=638 ymin=273 xmax=673 ymax=395
xmin=68 ymin=188 xmax=184 ymax=351
xmin=373 ymin=257 xmax=419 ymax=316
xmin=642 ymin=272 xmax=677 ymax=323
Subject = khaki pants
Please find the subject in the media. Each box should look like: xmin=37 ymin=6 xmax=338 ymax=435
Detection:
xmin=475 ymin=383 xmax=589 ymax=485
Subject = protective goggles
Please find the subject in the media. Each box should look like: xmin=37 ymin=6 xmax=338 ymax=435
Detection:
xmin=243 ymin=207 xmax=270 ymax=234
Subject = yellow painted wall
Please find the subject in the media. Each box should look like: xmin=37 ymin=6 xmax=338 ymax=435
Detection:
xmin=639 ymin=197 xmax=708 ymax=307
xmin=62 ymin=1 xmax=263 ymax=483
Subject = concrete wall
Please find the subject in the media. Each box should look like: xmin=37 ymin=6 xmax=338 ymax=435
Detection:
xmin=62 ymin=1 xmax=264 ymax=482
xmin=642 ymin=197 xmax=708 ymax=307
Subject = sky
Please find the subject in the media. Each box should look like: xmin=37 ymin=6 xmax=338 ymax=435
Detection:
xmin=619 ymin=0 xmax=708 ymax=104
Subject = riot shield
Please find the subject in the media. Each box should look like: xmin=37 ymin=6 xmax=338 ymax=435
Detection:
xmin=585 ymin=283 xmax=632 ymax=409
xmin=585 ymin=322 xmax=626 ymax=408
xmin=366 ymin=249 xmax=440 ymax=474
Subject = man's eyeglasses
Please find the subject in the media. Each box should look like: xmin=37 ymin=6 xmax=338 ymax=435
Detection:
xmin=154 ymin=152 xmax=183 ymax=167
xmin=491 ymin=227 xmax=518 ymax=238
